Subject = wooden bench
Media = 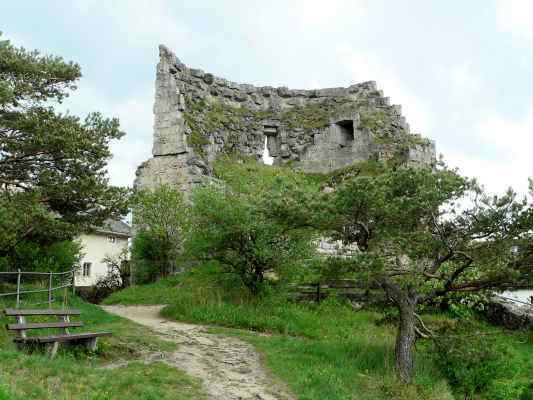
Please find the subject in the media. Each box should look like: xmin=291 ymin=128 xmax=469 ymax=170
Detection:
xmin=4 ymin=308 xmax=112 ymax=358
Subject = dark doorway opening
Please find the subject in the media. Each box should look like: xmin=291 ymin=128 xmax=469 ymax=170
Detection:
xmin=336 ymin=120 xmax=354 ymax=142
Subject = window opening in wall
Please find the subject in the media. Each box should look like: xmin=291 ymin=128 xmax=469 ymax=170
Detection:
xmin=336 ymin=120 xmax=355 ymax=142
xmin=262 ymin=136 xmax=274 ymax=165
xmin=108 ymin=235 xmax=116 ymax=243
xmin=82 ymin=262 xmax=92 ymax=277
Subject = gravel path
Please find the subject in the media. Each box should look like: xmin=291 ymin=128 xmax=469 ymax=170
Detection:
xmin=101 ymin=305 xmax=294 ymax=400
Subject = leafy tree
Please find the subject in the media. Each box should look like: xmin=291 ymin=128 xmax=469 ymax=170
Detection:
xmin=325 ymin=165 xmax=532 ymax=383
xmin=0 ymin=239 xmax=81 ymax=273
xmin=184 ymin=157 xmax=320 ymax=294
xmin=0 ymin=33 xmax=129 ymax=269
xmin=131 ymin=186 xmax=187 ymax=282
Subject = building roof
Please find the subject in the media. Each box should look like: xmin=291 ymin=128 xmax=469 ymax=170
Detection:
xmin=94 ymin=219 xmax=132 ymax=237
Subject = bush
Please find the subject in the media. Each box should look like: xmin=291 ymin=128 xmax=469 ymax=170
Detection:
xmin=0 ymin=240 xmax=80 ymax=273
xmin=131 ymin=230 xmax=177 ymax=283
xmin=433 ymin=324 xmax=519 ymax=399
xmin=485 ymin=379 xmax=530 ymax=400
xmin=0 ymin=385 xmax=12 ymax=400
xmin=79 ymin=251 xmax=131 ymax=303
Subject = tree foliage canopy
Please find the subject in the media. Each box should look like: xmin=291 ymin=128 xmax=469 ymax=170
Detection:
xmin=0 ymin=33 xmax=129 ymax=270
xmin=184 ymin=157 xmax=321 ymax=294
xmin=323 ymin=164 xmax=532 ymax=382
xmin=131 ymin=186 xmax=187 ymax=282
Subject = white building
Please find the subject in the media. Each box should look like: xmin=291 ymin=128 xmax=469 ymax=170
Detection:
xmin=75 ymin=220 xmax=131 ymax=287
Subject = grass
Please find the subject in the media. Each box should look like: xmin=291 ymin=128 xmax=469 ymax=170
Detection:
xmin=107 ymin=271 xmax=453 ymax=399
xmin=103 ymin=275 xmax=183 ymax=305
xmin=0 ymin=292 xmax=207 ymax=400
xmin=106 ymin=269 xmax=533 ymax=400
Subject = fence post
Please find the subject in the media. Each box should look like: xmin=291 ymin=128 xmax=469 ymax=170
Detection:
xmin=316 ymin=282 xmax=321 ymax=303
xmin=16 ymin=269 xmax=21 ymax=308
xmin=48 ymin=271 xmax=53 ymax=308
xmin=72 ymin=269 xmax=76 ymax=295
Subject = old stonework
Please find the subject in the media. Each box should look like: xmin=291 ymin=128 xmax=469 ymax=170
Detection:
xmin=135 ymin=45 xmax=436 ymax=192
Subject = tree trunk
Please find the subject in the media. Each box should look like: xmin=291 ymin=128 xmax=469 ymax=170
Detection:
xmin=395 ymin=293 xmax=418 ymax=383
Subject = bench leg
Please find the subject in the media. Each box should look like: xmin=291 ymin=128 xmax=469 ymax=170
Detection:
xmin=46 ymin=342 xmax=59 ymax=359
xmin=86 ymin=337 xmax=98 ymax=352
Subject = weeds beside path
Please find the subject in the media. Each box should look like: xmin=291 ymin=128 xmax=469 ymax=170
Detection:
xmin=102 ymin=304 xmax=295 ymax=400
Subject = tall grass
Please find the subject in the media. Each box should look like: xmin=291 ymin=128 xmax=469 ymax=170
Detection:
xmin=108 ymin=269 xmax=456 ymax=399
xmin=107 ymin=267 xmax=533 ymax=400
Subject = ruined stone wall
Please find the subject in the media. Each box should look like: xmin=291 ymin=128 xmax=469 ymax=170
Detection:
xmin=135 ymin=45 xmax=436 ymax=191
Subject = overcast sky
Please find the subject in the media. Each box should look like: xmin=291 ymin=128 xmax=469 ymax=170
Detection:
xmin=2 ymin=0 xmax=532 ymax=196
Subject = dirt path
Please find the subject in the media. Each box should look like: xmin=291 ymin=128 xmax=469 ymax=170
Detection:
xmin=101 ymin=305 xmax=294 ymax=400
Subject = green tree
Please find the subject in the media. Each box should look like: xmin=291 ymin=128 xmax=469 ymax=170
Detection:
xmin=131 ymin=185 xmax=187 ymax=282
xmin=0 ymin=33 xmax=129 ymax=269
xmin=185 ymin=157 xmax=320 ymax=294
xmin=326 ymin=166 xmax=532 ymax=383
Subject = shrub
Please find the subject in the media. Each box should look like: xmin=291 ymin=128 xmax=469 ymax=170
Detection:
xmin=485 ymin=379 xmax=530 ymax=400
xmin=1 ymin=239 xmax=81 ymax=273
xmin=131 ymin=230 xmax=177 ymax=283
xmin=433 ymin=324 xmax=519 ymax=399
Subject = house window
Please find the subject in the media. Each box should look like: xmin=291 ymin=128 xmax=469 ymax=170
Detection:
xmin=82 ymin=262 xmax=92 ymax=277
xmin=108 ymin=236 xmax=116 ymax=244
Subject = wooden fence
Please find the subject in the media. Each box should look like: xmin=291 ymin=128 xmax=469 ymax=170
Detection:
xmin=0 ymin=269 xmax=76 ymax=308
xmin=290 ymin=279 xmax=376 ymax=303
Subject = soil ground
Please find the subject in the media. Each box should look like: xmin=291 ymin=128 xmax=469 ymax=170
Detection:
xmin=101 ymin=304 xmax=294 ymax=400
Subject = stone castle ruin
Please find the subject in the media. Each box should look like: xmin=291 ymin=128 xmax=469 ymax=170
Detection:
xmin=135 ymin=45 xmax=436 ymax=192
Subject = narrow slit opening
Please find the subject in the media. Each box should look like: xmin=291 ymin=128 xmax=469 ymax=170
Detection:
xmin=262 ymin=136 xmax=274 ymax=165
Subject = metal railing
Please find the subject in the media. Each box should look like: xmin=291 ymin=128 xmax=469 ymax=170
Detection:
xmin=0 ymin=269 xmax=76 ymax=308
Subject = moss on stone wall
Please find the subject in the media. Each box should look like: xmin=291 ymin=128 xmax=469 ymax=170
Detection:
xmin=279 ymin=101 xmax=336 ymax=132
xmin=183 ymin=95 xmax=431 ymax=168
xmin=183 ymin=96 xmax=342 ymax=159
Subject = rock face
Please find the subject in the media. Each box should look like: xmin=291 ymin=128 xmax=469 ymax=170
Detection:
xmin=135 ymin=45 xmax=436 ymax=191
xmin=487 ymin=296 xmax=533 ymax=330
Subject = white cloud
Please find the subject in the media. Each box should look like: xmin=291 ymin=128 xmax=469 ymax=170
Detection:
xmin=447 ymin=62 xmax=482 ymax=96
xmin=496 ymin=0 xmax=533 ymax=39
xmin=291 ymin=0 xmax=368 ymax=28
xmin=336 ymin=44 xmax=432 ymax=135
xmin=58 ymin=80 xmax=154 ymax=188
xmin=443 ymin=111 xmax=533 ymax=196
xmin=71 ymin=0 xmax=207 ymax=52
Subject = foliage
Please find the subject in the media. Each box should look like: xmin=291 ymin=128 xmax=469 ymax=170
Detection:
xmin=433 ymin=323 xmax=530 ymax=399
xmin=131 ymin=230 xmax=176 ymax=283
xmin=0 ymin=239 xmax=80 ymax=273
xmin=131 ymin=186 xmax=187 ymax=282
xmin=0 ymin=33 xmax=129 ymax=269
xmin=184 ymin=157 xmax=321 ymax=294
xmin=106 ymin=270 xmax=533 ymax=400
xmin=322 ymin=164 xmax=532 ymax=382
xmin=104 ymin=274 xmax=183 ymax=305
xmin=81 ymin=250 xmax=130 ymax=303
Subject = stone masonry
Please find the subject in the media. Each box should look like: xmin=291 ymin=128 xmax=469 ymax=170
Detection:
xmin=135 ymin=45 xmax=436 ymax=192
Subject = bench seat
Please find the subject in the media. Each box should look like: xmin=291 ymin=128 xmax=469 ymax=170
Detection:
xmin=13 ymin=331 xmax=112 ymax=344
xmin=4 ymin=308 xmax=112 ymax=357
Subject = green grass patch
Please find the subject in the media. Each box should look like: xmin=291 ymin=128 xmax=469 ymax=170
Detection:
xmin=106 ymin=272 xmax=454 ymax=399
xmin=104 ymin=275 xmax=183 ymax=305
xmin=107 ymin=270 xmax=532 ymax=400
xmin=0 ymin=294 xmax=206 ymax=399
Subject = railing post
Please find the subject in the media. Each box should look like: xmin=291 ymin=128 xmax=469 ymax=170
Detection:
xmin=16 ymin=269 xmax=21 ymax=308
xmin=48 ymin=271 xmax=53 ymax=308
xmin=72 ymin=269 xmax=76 ymax=295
